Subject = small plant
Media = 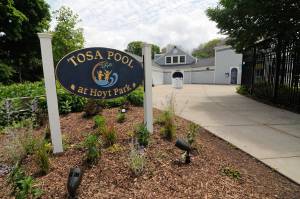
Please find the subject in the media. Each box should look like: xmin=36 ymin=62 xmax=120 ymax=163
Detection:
xmin=160 ymin=109 xmax=176 ymax=140
xmin=22 ymin=132 xmax=38 ymax=155
xmin=34 ymin=141 xmax=50 ymax=175
xmin=134 ymin=123 xmax=150 ymax=147
xmin=129 ymin=147 xmax=145 ymax=176
xmin=83 ymin=134 xmax=101 ymax=164
xmin=236 ymin=85 xmax=248 ymax=95
xmin=187 ymin=123 xmax=200 ymax=146
xmin=93 ymin=115 xmax=106 ymax=131
xmin=116 ymin=112 xmax=126 ymax=123
xmin=102 ymin=125 xmax=117 ymax=147
xmin=222 ymin=166 xmax=241 ymax=179
xmin=107 ymin=143 xmax=124 ymax=153
xmin=7 ymin=163 xmax=42 ymax=198
xmin=84 ymin=99 xmax=103 ymax=117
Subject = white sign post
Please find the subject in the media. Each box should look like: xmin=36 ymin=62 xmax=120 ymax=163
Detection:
xmin=38 ymin=33 xmax=63 ymax=153
xmin=142 ymin=43 xmax=153 ymax=133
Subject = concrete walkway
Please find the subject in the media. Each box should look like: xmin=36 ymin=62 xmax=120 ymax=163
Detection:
xmin=153 ymin=84 xmax=300 ymax=184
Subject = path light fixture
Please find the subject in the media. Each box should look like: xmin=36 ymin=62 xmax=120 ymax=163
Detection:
xmin=67 ymin=167 xmax=82 ymax=199
xmin=175 ymin=139 xmax=191 ymax=164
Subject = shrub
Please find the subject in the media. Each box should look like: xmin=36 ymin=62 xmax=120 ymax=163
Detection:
xmin=102 ymin=125 xmax=117 ymax=147
xmin=187 ymin=123 xmax=200 ymax=146
xmin=107 ymin=144 xmax=124 ymax=153
xmin=84 ymin=99 xmax=103 ymax=117
xmin=134 ymin=123 xmax=150 ymax=147
xmin=34 ymin=141 xmax=51 ymax=175
xmin=159 ymin=109 xmax=176 ymax=140
xmin=116 ymin=112 xmax=125 ymax=123
xmin=7 ymin=163 xmax=42 ymax=198
xmin=83 ymin=134 xmax=101 ymax=164
xmin=127 ymin=87 xmax=143 ymax=106
xmin=222 ymin=166 xmax=241 ymax=179
xmin=93 ymin=115 xmax=106 ymax=131
xmin=106 ymin=97 xmax=127 ymax=107
xmin=129 ymin=147 xmax=145 ymax=176
xmin=236 ymin=85 xmax=248 ymax=95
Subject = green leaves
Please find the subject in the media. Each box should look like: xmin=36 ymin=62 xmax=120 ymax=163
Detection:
xmin=192 ymin=38 xmax=225 ymax=58
xmin=126 ymin=41 xmax=160 ymax=58
xmin=206 ymin=0 xmax=300 ymax=52
xmin=52 ymin=6 xmax=84 ymax=64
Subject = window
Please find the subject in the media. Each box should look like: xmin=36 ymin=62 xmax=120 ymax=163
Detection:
xmin=166 ymin=56 xmax=171 ymax=64
xmin=180 ymin=56 xmax=185 ymax=63
xmin=173 ymin=56 xmax=178 ymax=64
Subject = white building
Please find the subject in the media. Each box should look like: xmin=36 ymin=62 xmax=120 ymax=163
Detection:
xmin=128 ymin=45 xmax=243 ymax=86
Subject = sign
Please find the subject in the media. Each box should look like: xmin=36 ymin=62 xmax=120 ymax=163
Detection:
xmin=56 ymin=47 xmax=144 ymax=99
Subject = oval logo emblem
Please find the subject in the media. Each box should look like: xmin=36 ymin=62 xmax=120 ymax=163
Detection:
xmin=56 ymin=47 xmax=144 ymax=99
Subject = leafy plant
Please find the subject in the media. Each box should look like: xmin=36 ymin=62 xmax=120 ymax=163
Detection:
xmin=222 ymin=166 xmax=241 ymax=179
xmin=236 ymin=85 xmax=248 ymax=95
xmin=34 ymin=141 xmax=51 ymax=175
xmin=93 ymin=115 xmax=106 ymax=132
xmin=116 ymin=112 xmax=125 ymax=123
xmin=83 ymin=134 xmax=101 ymax=164
xmin=134 ymin=123 xmax=150 ymax=147
xmin=187 ymin=123 xmax=200 ymax=146
xmin=102 ymin=125 xmax=117 ymax=147
xmin=129 ymin=147 xmax=145 ymax=176
xmin=7 ymin=163 xmax=43 ymax=199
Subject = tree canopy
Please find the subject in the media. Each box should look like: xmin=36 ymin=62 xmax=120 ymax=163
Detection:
xmin=52 ymin=6 xmax=84 ymax=65
xmin=125 ymin=41 xmax=160 ymax=58
xmin=192 ymin=38 xmax=225 ymax=58
xmin=0 ymin=0 xmax=50 ymax=83
xmin=206 ymin=0 xmax=300 ymax=52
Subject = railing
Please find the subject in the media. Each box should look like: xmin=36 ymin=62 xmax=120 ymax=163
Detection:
xmin=242 ymin=39 xmax=300 ymax=112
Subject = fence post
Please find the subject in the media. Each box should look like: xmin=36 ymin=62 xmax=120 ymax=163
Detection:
xmin=274 ymin=39 xmax=282 ymax=102
xmin=250 ymin=47 xmax=256 ymax=94
xmin=38 ymin=33 xmax=63 ymax=153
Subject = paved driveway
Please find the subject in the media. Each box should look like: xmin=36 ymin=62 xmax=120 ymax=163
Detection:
xmin=153 ymin=84 xmax=300 ymax=184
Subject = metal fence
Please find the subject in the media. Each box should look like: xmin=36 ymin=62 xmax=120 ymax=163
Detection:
xmin=241 ymin=39 xmax=300 ymax=112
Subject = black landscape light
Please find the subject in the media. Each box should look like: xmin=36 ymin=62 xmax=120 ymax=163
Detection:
xmin=175 ymin=139 xmax=191 ymax=164
xmin=67 ymin=167 xmax=82 ymax=199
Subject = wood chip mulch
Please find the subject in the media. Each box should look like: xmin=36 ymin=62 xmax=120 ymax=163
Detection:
xmin=0 ymin=106 xmax=300 ymax=198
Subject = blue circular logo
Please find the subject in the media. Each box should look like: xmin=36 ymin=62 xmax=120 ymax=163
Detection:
xmin=92 ymin=61 xmax=118 ymax=87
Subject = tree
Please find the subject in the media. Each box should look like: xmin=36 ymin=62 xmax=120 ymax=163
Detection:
xmin=126 ymin=41 xmax=160 ymax=58
xmin=52 ymin=6 xmax=84 ymax=64
xmin=192 ymin=38 xmax=225 ymax=58
xmin=0 ymin=0 xmax=50 ymax=83
xmin=206 ymin=0 xmax=300 ymax=52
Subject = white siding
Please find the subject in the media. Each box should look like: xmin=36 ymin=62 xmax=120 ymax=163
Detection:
xmin=191 ymin=70 xmax=214 ymax=84
xmin=152 ymin=70 xmax=163 ymax=85
xmin=214 ymin=46 xmax=243 ymax=84
xmin=184 ymin=71 xmax=192 ymax=84
xmin=163 ymin=72 xmax=172 ymax=84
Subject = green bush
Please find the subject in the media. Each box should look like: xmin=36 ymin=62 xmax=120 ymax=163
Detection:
xmin=116 ymin=112 xmax=126 ymax=123
xmin=127 ymin=87 xmax=143 ymax=106
xmin=236 ymin=85 xmax=249 ymax=95
xmin=84 ymin=99 xmax=103 ymax=117
xmin=106 ymin=97 xmax=127 ymax=107
xmin=134 ymin=123 xmax=150 ymax=147
xmin=83 ymin=134 xmax=101 ymax=164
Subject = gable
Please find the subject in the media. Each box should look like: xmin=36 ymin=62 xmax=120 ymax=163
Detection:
xmin=155 ymin=46 xmax=196 ymax=66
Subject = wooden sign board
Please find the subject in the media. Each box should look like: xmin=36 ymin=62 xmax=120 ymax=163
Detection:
xmin=56 ymin=47 xmax=144 ymax=99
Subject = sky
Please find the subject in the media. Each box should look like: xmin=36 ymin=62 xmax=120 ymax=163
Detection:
xmin=47 ymin=0 xmax=223 ymax=52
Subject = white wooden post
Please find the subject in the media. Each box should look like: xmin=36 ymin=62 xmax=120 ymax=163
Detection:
xmin=142 ymin=43 xmax=153 ymax=133
xmin=38 ymin=33 xmax=63 ymax=153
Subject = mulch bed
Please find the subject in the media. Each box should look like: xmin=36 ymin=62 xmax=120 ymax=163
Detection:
xmin=0 ymin=106 xmax=300 ymax=198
